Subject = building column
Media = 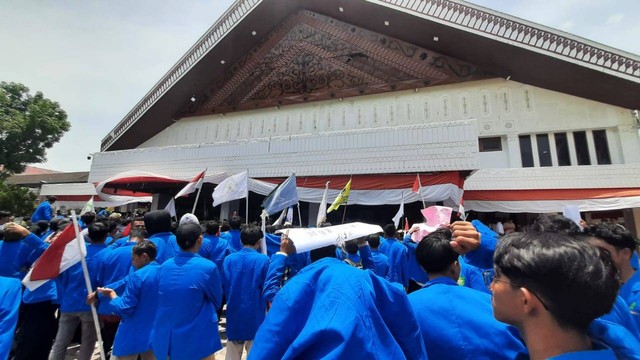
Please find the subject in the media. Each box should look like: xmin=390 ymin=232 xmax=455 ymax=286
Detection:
xmin=506 ymin=134 xmax=520 ymax=167
xmin=220 ymin=200 xmax=240 ymax=222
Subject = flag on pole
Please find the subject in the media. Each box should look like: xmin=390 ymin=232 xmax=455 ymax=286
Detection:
xmin=286 ymin=207 xmax=293 ymax=224
xmin=327 ymin=178 xmax=351 ymax=213
xmin=412 ymin=174 xmax=421 ymax=193
xmin=262 ymin=173 xmax=298 ymax=216
xmin=175 ymin=170 xmax=206 ymax=198
xmin=22 ymin=221 xmax=86 ymax=291
xmin=457 ymin=198 xmax=467 ymax=221
xmin=80 ymin=196 xmax=94 ymax=216
xmin=272 ymin=208 xmax=287 ymax=226
xmin=392 ymin=193 xmax=405 ymax=228
xmin=212 ymin=171 xmax=249 ymax=207
xmin=165 ymin=198 xmax=177 ymax=218
xmin=404 ymin=218 xmax=410 ymax=233
xmin=316 ymin=181 xmax=330 ymax=227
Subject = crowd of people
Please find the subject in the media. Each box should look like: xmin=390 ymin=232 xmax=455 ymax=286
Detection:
xmin=1 ymin=196 xmax=640 ymax=359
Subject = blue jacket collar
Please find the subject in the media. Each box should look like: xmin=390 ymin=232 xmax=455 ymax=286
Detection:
xmin=423 ymin=276 xmax=458 ymax=289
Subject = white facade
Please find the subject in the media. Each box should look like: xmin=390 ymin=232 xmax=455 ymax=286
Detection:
xmin=140 ymin=78 xmax=640 ymax=170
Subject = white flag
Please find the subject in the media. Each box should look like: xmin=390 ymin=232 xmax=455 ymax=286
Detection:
xmin=164 ymin=198 xmax=177 ymax=218
xmin=272 ymin=208 xmax=287 ymax=226
xmin=175 ymin=170 xmax=206 ymax=198
xmin=212 ymin=171 xmax=249 ymax=207
xmin=286 ymin=207 xmax=293 ymax=224
xmin=392 ymin=194 xmax=404 ymax=228
xmin=317 ymin=181 xmax=330 ymax=227
xmin=80 ymin=196 xmax=94 ymax=216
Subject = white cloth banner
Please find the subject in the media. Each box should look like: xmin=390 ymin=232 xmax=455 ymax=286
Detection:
xmin=466 ymin=197 xmax=640 ymax=213
xmin=212 ymin=171 xmax=249 ymax=207
xmin=317 ymin=182 xmax=330 ymax=227
xmin=276 ymin=222 xmax=383 ymax=254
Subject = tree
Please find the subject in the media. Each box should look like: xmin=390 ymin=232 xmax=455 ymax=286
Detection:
xmin=0 ymin=82 xmax=70 ymax=178
xmin=0 ymin=181 xmax=37 ymax=217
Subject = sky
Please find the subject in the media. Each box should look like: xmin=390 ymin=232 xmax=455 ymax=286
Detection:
xmin=0 ymin=0 xmax=638 ymax=173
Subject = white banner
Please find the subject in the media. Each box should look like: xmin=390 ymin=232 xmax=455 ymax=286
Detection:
xmin=276 ymin=222 xmax=383 ymax=254
xmin=212 ymin=171 xmax=248 ymax=207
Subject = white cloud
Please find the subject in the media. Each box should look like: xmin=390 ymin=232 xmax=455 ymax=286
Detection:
xmin=607 ymin=13 xmax=625 ymax=25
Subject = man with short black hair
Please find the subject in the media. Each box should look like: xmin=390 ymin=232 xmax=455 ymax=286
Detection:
xmin=223 ymin=225 xmax=269 ymax=360
xmin=379 ymin=223 xmax=409 ymax=288
xmin=367 ymin=233 xmax=390 ymax=278
xmin=151 ymin=223 xmax=223 ymax=360
xmin=224 ymin=216 xmax=243 ymax=252
xmin=492 ymin=232 xmax=620 ymax=359
xmin=199 ymin=220 xmax=229 ymax=272
xmin=409 ymin=228 xmax=527 ymax=359
xmin=97 ymin=241 xmax=159 ymax=360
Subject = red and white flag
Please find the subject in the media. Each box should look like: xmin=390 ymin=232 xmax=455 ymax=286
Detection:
xmin=412 ymin=174 xmax=421 ymax=193
xmin=22 ymin=222 xmax=86 ymax=291
xmin=175 ymin=170 xmax=206 ymax=198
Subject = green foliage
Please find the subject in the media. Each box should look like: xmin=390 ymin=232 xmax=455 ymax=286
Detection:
xmin=0 ymin=181 xmax=37 ymax=217
xmin=0 ymin=82 xmax=70 ymax=178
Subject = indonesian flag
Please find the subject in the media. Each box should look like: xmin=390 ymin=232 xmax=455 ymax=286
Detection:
xmin=457 ymin=198 xmax=467 ymax=221
xmin=412 ymin=174 xmax=421 ymax=193
xmin=22 ymin=222 xmax=86 ymax=291
xmin=175 ymin=170 xmax=206 ymax=198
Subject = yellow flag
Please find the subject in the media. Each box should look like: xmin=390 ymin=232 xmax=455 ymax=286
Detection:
xmin=327 ymin=179 xmax=352 ymax=213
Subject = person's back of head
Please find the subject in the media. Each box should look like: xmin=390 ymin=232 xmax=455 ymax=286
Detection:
xmin=205 ymin=221 xmax=219 ymax=236
xmin=530 ymin=214 xmax=581 ymax=235
xmin=129 ymin=228 xmax=147 ymax=242
xmin=416 ymin=228 xmax=459 ymax=276
xmin=47 ymin=196 xmax=57 ymax=204
xmin=230 ymin=216 xmax=241 ymax=230
xmin=88 ymin=222 xmax=109 ymax=243
xmin=220 ymin=220 xmax=230 ymax=232
xmin=49 ymin=218 xmax=60 ymax=232
xmin=240 ymin=225 xmax=263 ymax=248
xmin=344 ymin=240 xmax=359 ymax=255
xmin=585 ymin=222 xmax=637 ymax=252
xmin=493 ymin=232 xmax=618 ymax=332
xmin=35 ymin=220 xmax=49 ymax=235
xmin=264 ymin=225 xmax=275 ymax=234
xmin=383 ymin=223 xmax=396 ymax=238
xmin=80 ymin=212 xmax=96 ymax=226
xmin=132 ymin=240 xmax=157 ymax=261
xmin=367 ymin=234 xmax=380 ymax=249
xmin=310 ymin=245 xmax=337 ymax=262
xmin=144 ymin=210 xmax=172 ymax=236
xmin=175 ymin=223 xmax=202 ymax=250
xmin=179 ymin=213 xmax=199 ymax=227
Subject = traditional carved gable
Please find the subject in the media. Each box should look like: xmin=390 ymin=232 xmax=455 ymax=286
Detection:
xmin=178 ymin=10 xmax=492 ymax=117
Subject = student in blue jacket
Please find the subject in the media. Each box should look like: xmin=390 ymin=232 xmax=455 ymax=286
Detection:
xmin=366 ymin=234 xmax=390 ymax=279
xmin=0 ymin=276 xmax=22 ymax=360
xmin=224 ymin=216 xmax=243 ymax=253
xmin=151 ymin=222 xmax=223 ymax=360
xmin=250 ymin=238 xmax=428 ymax=360
xmin=30 ymin=196 xmax=57 ymax=223
xmin=223 ymin=225 xmax=270 ymax=360
xmin=378 ymin=224 xmax=409 ymax=288
xmin=144 ymin=210 xmax=179 ymax=264
xmin=492 ymin=232 xmax=621 ymax=359
xmin=49 ymin=222 xmax=109 ymax=360
xmin=97 ymin=240 xmax=160 ymax=360
xmin=199 ymin=221 xmax=229 ymax=275
xmin=408 ymin=228 xmax=527 ymax=360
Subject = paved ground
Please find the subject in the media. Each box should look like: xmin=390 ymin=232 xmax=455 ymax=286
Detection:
xmin=65 ymin=307 xmax=247 ymax=360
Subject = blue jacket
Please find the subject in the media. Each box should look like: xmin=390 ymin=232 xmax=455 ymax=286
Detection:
xmin=0 ymin=277 xmax=22 ymax=360
xmin=31 ymin=201 xmax=53 ymax=223
xmin=226 ymin=229 xmax=242 ymax=253
xmin=458 ymin=256 xmax=492 ymax=295
xmin=59 ymin=243 xmax=107 ymax=313
xmin=0 ymin=239 xmax=35 ymax=279
xmin=263 ymin=253 xmax=288 ymax=303
xmin=223 ymin=247 xmax=269 ymax=341
xmin=97 ymin=242 xmax=136 ymax=314
xmin=600 ymin=295 xmax=640 ymax=337
xmin=378 ymin=236 xmax=409 ymax=287
xmin=587 ymin=318 xmax=640 ymax=359
xmin=107 ymin=262 xmax=160 ymax=357
xmin=198 ymin=234 xmax=229 ymax=274
xmin=107 ymin=236 xmax=130 ymax=250
xmin=148 ymin=232 xmax=179 ymax=264
xmin=370 ymin=250 xmax=390 ymax=279
xmin=249 ymin=258 xmax=427 ymax=360
xmin=402 ymin=236 xmax=429 ymax=284
xmin=409 ymin=277 xmax=527 ymax=360
xmin=463 ymin=220 xmax=498 ymax=270
xmin=151 ymin=252 xmax=223 ymax=360
xmin=621 ymin=270 xmax=640 ymax=305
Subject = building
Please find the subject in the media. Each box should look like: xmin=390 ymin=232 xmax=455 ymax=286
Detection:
xmin=88 ymin=0 xmax=640 ymax=230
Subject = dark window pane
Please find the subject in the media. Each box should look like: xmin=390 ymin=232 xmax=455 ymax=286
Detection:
xmin=536 ymin=134 xmax=552 ymax=167
xmin=593 ymin=130 xmax=612 ymax=165
xmin=573 ymin=131 xmax=591 ymax=165
xmin=554 ymin=133 xmax=571 ymax=166
xmin=479 ymin=137 xmax=502 ymax=152
xmin=519 ymin=135 xmax=534 ymax=167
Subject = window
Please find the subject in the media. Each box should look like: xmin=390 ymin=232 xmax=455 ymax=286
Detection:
xmin=536 ymin=134 xmax=552 ymax=167
xmin=554 ymin=133 xmax=571 ymax=166
xmin=519 ymin=135 xmax=534 ymax=167
xmin=592 ymin=130 xmax=612 ymax=165
xmin=573 ymin=131 xmax=591 ymax=165
xmin=479 ymin=137 xmax=502 ymax=152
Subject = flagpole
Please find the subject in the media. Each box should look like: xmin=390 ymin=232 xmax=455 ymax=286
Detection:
xmin=71 ymin=211 xmax=106 ymax=360
xmin=245 ymin=169 xmax=249 ymax=225
xmin=191 ymin=170 xmax=207 ymax=214
xmin=297 ymin=202 xmax=303 ymax=227
xmin=417 ymin=173 xmax=426 ymax=208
